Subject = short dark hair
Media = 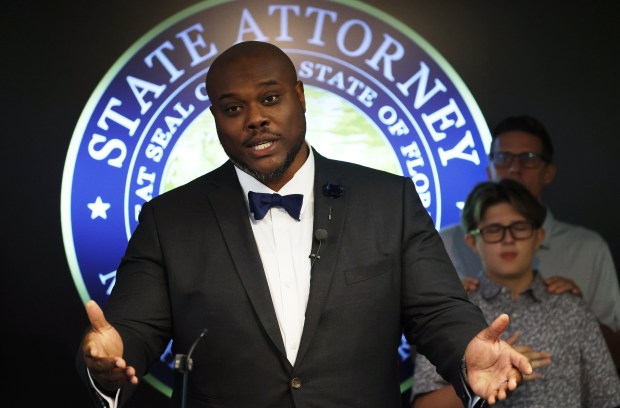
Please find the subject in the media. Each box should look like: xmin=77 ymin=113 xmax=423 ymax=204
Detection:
xmin=461 ymin=179 xmax=546 ymax=233
xmin=490 ymin=115 xmax=554 ymax=163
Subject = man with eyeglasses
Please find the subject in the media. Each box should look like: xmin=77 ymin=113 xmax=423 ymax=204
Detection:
xmin=412 ymin=179 xmax=620 ymax=407
xmin=438 ymin=115 xmax=620 ymax=359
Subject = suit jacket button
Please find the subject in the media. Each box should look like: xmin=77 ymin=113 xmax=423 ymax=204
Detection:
xmin=290 ymin=377 xmax=302 ymax=389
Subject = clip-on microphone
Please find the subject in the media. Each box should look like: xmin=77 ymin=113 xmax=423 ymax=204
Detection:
xmin=174 ymin=328 xmax=208 ymax=408
xmin=309 ymin=228 xmax=328 ymax=268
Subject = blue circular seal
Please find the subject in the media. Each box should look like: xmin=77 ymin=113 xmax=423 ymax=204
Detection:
xmin=61 ymin=0 xmax=490 ymax=396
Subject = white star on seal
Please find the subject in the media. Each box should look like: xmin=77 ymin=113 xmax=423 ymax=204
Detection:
xmin=87 ymin=196 xmax=111 ymax=220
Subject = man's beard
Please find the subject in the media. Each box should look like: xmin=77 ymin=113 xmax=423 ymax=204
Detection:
xmin=231 ymin=132 xmax=306 ymax=185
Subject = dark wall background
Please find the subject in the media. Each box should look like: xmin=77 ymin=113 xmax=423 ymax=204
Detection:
xmin=3 ymin=1 xmax=618 ymax=406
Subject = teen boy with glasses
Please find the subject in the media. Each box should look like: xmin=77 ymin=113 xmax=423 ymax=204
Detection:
xmin=439 ymin=115 xmax=620 ymax=337
xmin=411 ymin=179 xmax=620 ymax=408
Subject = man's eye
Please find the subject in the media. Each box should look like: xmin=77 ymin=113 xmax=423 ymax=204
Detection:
xmin=225 ymin=105 xmax=241 ymax=113
xmin=264 ymin=95 xmax=280 ymax=104
xmin=512 ymin=222 xmax=529 ymax=231
xmin=484 ymin=225 xmax=503 ymax=234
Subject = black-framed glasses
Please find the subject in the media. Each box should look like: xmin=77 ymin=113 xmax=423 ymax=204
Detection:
xmin=489 ymin=151 xmax=548 ymax=168
xmin=469 ymin=221 xmax=536 ymax=243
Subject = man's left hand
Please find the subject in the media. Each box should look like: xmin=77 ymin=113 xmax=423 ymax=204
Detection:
xmin=544 ymin=276 xmax=581 ymax=296
xmin=464 ymin=314 xmax=532 ymax=405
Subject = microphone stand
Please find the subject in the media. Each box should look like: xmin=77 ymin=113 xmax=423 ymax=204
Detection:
xmin=174 ymin=328 xmax=208 ymax=408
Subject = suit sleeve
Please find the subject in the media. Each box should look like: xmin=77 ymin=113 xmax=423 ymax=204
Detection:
xmin=75 ymin=200 xmax=171 ymax=407
xmin=104 ymin=201 xmax=173 ymax=406
xmin=399 ymin=177 xmax=487 ymax=403
xmin=411 ymin=353 xmax=450 ymax=398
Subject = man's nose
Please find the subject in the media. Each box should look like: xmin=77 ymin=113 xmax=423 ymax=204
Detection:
xmin=246 ymin=104 xmax=269 ymax=129
xmin=508 ymin=155 xmax=521 ymax=173
xmin=502 ymin=227 xmax=517 ymax=243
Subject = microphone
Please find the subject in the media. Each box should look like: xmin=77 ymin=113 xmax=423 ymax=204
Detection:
xmin=174 ymin=328 xmax=207 ymax=408
xmin=310 ymin=228 xmax=328 ymax=267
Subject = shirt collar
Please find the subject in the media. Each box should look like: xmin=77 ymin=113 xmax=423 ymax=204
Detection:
xmin=478 ymin=271 xmax=546 ymax=302
xmin=478 ymin=274 xmax=503 ymax=300
xmin=540 ymin=207 xmax=555 ymax=250
xmin=235 ymin=143 xmax=315 ymax=216
xmin=528 ymin=271 xmax=548 ymax=302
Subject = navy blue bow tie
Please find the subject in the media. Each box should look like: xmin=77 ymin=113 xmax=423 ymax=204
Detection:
xmin=248 ymin=191 xmax=303 ymax=221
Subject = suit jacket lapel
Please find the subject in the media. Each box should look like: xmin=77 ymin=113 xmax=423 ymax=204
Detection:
xmin=295 ymin=150 xmax=349 ymax=365
xmin=204 ymin=162 xmax=287 ymax=359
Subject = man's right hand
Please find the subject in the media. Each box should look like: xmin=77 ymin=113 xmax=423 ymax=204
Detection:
xmin=82 ymin=300 xmax=138 ymax=391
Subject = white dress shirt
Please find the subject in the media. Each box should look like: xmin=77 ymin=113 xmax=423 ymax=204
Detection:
xmin=235 ymin=146 xmax=315 ymax=365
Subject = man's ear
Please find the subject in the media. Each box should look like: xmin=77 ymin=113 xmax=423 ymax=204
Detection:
xmin=296 ymin=80 xmax=306 ymax=112
xmin=543 ymin=163 xmax=557 ymax=186
xmin=464 ymin=233 xmax=478 ymax=253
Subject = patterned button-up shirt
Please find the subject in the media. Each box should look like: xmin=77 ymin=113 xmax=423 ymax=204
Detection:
xmin=412 ymin=272 xmax=620 ymax=407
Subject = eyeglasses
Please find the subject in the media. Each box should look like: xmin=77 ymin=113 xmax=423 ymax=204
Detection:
xmin=489 ymin=151 xmax=548 ymax=168
xmin=469 ymin=221 xmax=536 ymax=243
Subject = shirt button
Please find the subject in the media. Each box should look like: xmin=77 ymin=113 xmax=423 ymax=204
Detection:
xmin=291 ymin=377 xmax=302 ymax=389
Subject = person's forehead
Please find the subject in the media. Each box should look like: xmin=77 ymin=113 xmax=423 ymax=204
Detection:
xmin=481 ymin=202 xmax=525 ymax=222
xmin=209 ymin=60 xmax=289 ymax=98
xmin=493 ymin=130 xmax=543 ymax=152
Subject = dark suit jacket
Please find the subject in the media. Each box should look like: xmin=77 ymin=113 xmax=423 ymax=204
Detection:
xmin=78 ymin=149 xmax=487 ymax=407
